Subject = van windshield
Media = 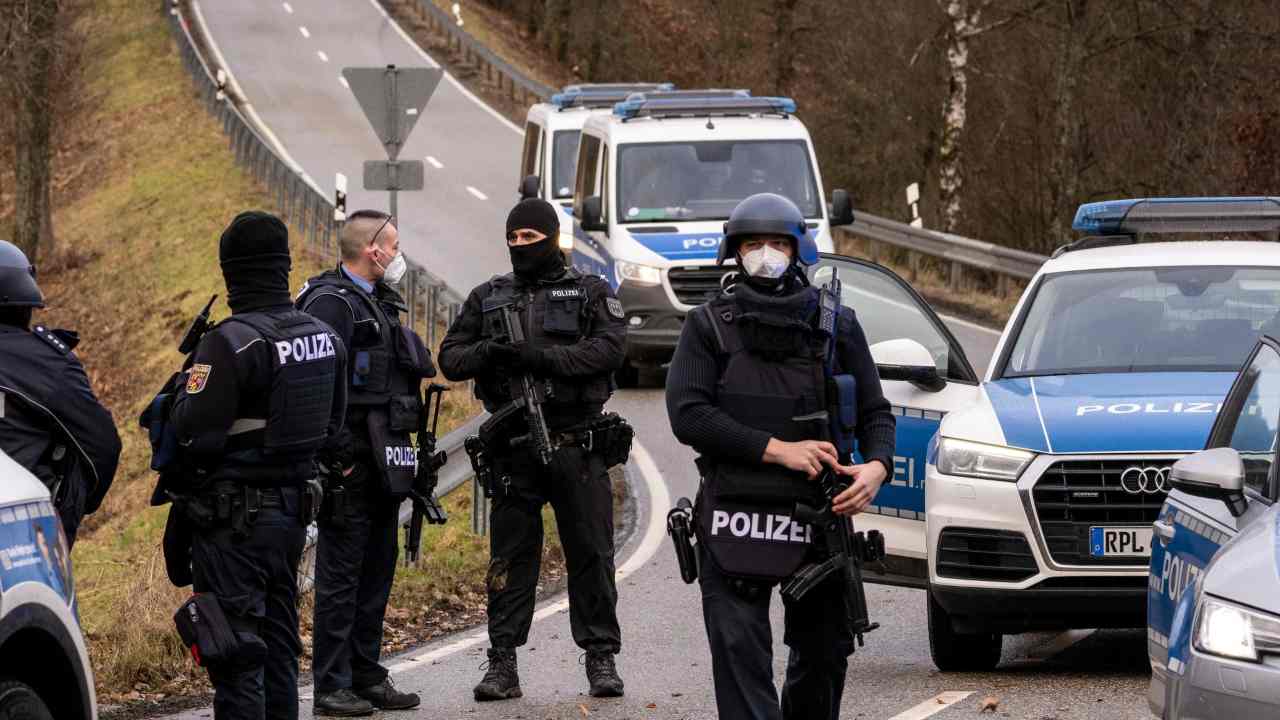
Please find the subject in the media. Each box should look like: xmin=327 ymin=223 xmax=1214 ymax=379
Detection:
xmin=551 ymin=130 xmax=581 ymax=199
xmin=616 ymin=140 xmax=820 ymax=223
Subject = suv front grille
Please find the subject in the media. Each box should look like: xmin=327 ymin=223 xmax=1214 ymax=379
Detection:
xmin=936 ymin=527 xmax=1038 ymax=582
xmin=667 ymin=266 xmax=726 ymax=306
xmin=1032 ymin=458 xmax=1174 ymax=567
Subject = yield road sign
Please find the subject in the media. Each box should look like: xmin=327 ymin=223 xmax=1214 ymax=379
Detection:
xmin=343 ymin=65 xmax=443 ymax=161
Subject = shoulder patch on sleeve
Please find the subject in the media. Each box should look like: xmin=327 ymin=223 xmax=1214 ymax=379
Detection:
xmin=186 ymin=363 xmax=212 ymax=394
xmin=606 ymin=297 xmax=625 ymax=320
xmin=31 ymin=325 xmax=73 ymax=355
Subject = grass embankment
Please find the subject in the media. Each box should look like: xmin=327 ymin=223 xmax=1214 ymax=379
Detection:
xmin=29 ymin=0 xmax=525 ymax=711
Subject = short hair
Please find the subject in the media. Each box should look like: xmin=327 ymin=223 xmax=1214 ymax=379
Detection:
xmin=339 ymin=210 xmax=395 ymax=261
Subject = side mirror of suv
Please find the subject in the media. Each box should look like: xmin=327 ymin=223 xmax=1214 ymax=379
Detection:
xmin=519 ymin=175 xmax=540 ymax=201
xmin=1170 ymin=447 xmax=1248 ymax=517
xmin=580 ymin=195 xmax=606 ymax=232
xmin=829 ymin=189 xmax=854 ymax=227
xmin=871 ymin=338 xmax=945 ymax=392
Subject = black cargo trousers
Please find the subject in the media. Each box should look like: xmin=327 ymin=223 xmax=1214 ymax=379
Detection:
xmin=698 ymin=543 xmax=855 ymax=720
xmin=190 ymin=488 xmax=308 ymax=720
xmin=486 ymin=442 xmax=620 ymax=654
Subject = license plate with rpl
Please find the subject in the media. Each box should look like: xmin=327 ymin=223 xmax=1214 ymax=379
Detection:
xmin=1089 ymin=526 xmax=1153 ymax=557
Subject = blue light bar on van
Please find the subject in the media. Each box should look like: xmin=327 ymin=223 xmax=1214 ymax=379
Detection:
xmin=551 ymin=83 xmax=675 ymax=109
xmin=613 ymin=91 xmax=796 ymax=120
xmin=1073 ymin=197 xmax=1280 ymax=235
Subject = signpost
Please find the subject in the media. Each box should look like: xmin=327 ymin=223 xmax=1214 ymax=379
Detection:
xmin=342 ymin=65 xmax=443 ymax=219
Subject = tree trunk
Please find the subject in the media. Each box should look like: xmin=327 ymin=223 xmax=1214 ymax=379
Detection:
xmin=771 ymin=0 xmax=800 ymax=95
xmin=10 ymin=0 xmax=59 ymax=260
xmin=1046 ymin=0 xmax=1088 ymax=250
xmin=937 ymin=0 xmax=980 ymax=234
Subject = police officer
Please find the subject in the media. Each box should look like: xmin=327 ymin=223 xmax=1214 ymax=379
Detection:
xmin=169 ymin=212 xmax=347 ymax=720
xmin=665 ymin=194 xmax=896 ymax=720
xmin=0 ymin=240 xmax=121 ymax=546
xmin=439 ymin=198 xmax=630 ymax=701
xmin=297 ymin=210 xmax=429 ymax=716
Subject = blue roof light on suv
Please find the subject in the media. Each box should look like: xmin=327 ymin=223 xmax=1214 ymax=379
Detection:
xmin=1072 ymin=197 xmax=1280 ymax=236
xmin=613 ymin=91 xmax=797 ymax=120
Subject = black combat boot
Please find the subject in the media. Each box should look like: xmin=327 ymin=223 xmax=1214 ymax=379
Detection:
xmin=355 ymin=676 xmax=420 ymax=711
xmin=584 ymin=650 xmax=625 ymax=698
xmin=474 ymin=647 xmax=522 ymax=701
xmin=313 ymin=688 xmax=375 ymax=717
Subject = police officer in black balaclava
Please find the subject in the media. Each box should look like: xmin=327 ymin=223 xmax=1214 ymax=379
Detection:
xmin=168 ymin=212 xmax=347 ymax=720
xmin=666 ymin=194 xmax=895 ymax=720
xmin=439 ymin=198 xmax=631 ymax=702
xmin=0 ymin=240 xmax=121 ymax=547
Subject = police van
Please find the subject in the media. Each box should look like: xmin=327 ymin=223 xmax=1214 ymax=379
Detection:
xmin=568 ymin=90 xmax=854 ymax=380
xmin=812 ymin=197 xmax=1280 ymax=671
xmin=517 ymin=83 xmax=673 ymax=249
xmin=0 ymin=449 xmax=96 ymax=718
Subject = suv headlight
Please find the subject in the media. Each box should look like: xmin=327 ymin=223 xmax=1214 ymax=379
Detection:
xmin=616 ymin=260 xmax=661 ymax=287
xmin=936 ymin=438 xmax=1034 ymax=481
xmin=1196 ymin=596 xmax=1280 ymax=662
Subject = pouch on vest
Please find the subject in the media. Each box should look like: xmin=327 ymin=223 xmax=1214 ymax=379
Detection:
xmin=543 ymin=289 xmax=584 ymax=337
xmin=696 ymin=491 xmax=811 ymax=583
xmin=388 ymin=393 xmax=423 ymax=433
xmin=828 ymin=374 xmax=858 ymax=459
xmin=173 ymin=593 xmax=266 ymax=669
xmin=366 ymin=410 xmax=415 ymax=498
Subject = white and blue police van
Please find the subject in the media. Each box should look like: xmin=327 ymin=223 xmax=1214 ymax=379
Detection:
xmin=568 ymin=90 xmax=854 ymax=382
xmin=0 ymin=448 xmax=95 ymax=719
xmin=517 ymin=83 xmax=673 ymax=250
xmin=813 ymin=197 xmax=1280 ymax=672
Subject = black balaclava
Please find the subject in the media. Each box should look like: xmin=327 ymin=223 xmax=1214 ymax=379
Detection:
xmin=219 ymin=211 xmax=292 ymax=314
xmin=505 ymin=198 xmax=565 ymax=281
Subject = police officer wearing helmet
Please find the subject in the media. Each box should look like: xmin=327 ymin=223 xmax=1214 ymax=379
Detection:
xmin=0 ymin=240 xmax=121 ymax=547
xmin=297 ymin=210 xmax=432 ymax=716
xmin=665 ymin=193 xmax=895 ymax=720
xmin=167 ymin=212 xmax=348 ymax=719
xmin=438 ymin=198 xmax=631 ymax=701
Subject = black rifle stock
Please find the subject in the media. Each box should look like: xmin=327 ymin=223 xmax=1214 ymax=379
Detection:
xmin=490 ymin=301 xmax=554 ymax=465
xmin=405 ymin=383 xmax=449 ymax=565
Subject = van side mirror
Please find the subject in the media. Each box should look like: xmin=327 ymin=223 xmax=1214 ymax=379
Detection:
xmin=1170 ymin=447 xmax=1248 ymax=517
xmin=519 ymin=175 xmax=540 ymax=200
xmin=870 ymin=338 xmax=945 ymax=392
xmin=580 ymin=195 xmax=606 ymax=232
xmin=829 ymin=189 xmax=854 ymax=227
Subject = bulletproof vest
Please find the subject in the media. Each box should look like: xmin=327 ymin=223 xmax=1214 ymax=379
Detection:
xmin=221 ymin=310 xmax=337 ymax=457
xmin=478 ymin=271 xmax=611 ymax=413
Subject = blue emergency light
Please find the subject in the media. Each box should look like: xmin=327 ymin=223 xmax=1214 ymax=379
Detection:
xmin=1072 ymin=197 xmax=1280 ymax=235
xmin=613 ymin=90 xmax=796 ymax=120
xmin=550 ymin=83 xmax=675 ymax=110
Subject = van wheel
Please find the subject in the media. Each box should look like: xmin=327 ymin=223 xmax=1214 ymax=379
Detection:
xmin=615 ymin=360 xmax=640 ymax=389
xmin=0 ymin=680 xmax=54 ymax=720
xmin=927 ymin=590 xmax=1002 ymax=672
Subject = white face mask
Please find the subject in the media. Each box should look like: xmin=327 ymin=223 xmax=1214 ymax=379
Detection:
xmin=376 ymin=248 xmax=407 ymax=284
xmin=740 ymin=245 xmax=791 ymax=279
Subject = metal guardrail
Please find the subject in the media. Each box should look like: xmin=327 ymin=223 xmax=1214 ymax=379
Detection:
xmin=405 ymin=0 xmax=555 ymax=104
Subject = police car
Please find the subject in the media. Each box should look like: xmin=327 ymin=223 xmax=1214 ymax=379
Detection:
xmin=1147 ymin=332 xmax=1280 ymax=718
xmin=517 ymin=82 xmax=673 ymax=248
xmin=811 ymin=196 xmax=1280 ymax=672
xmin=569 ymin=89 xmax=854 ymax=381
xmin=0 ymin=449 xmax=95 ymax=719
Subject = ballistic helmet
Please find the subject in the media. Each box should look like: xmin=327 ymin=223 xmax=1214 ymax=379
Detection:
xmin=0 ymin=241 xmax=44 ymax=308
xmin=716 ymin=193 xmax=817 ymax=266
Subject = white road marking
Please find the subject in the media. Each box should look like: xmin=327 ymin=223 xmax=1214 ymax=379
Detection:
xmin=887 ymin=691 xmax=976 ymax=720
xmin=939 ymin=311 xmax=1002 ymax=337
xmin=1028 ymin=629 xmax=1095 ymax=660
xmin=316 ymin=50 xmax=329 ymax=63
xmin=281 ymin=2 xmax=293 ymax=13
xmin=465 ymin=186 xmax=488 ymax=201
xmin=339 ymin=76 xmax=349 ymax=89
xmin=298 ymin=25 xmax=310 ymax=38
xmin=426 ymin=156 xmax=443 ymax=169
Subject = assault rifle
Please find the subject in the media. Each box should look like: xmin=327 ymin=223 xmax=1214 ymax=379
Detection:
xmin=405 ymin=383 xmax=449 ymax=564
xmin=782 ymin=470 xmax=885 ymax=646
xmin=485 ymin=299 xmax=554 ymax=465
xmin=179 ymin=295 xmax=218 ymax=356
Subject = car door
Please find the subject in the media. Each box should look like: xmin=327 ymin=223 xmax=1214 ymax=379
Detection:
xmin=1148 ymin=338 xmax=1280 ymax=684
xmin=809 ymin=254 xmax=983 ymax=586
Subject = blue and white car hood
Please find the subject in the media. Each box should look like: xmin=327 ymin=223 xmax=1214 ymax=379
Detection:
xmin=966 ymin=372 xmax=1238 ymax=454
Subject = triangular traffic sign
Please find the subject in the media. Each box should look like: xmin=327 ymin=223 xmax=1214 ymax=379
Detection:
xmin=343 ymin=65 xmax=443 ymax=161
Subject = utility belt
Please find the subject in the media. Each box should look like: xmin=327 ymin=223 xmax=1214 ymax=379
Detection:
xmin=175 ymin=479 xmax=322 ymax=535
xmin=467 ymin=412 xmax=633 ymax=499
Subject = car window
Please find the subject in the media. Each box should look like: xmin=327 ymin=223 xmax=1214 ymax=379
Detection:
xmin=551 ymin=130 xmax=581 ymax=199
xmin=573 ymin=134 xmax=602 ymax=213
xmin=1005 ymin=266 xmax=1280 ymax=377
xmin=810 ymin=259 xmax=976 ymax=382
xmin=1213 ymin=343 xmax=1280 ymax=499
xmin=520 ymin=122 xmax=542 ymax=180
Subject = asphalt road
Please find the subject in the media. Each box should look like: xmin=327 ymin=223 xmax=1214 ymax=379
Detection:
xmin=177 ymin=2 xmax=1153 ymax=718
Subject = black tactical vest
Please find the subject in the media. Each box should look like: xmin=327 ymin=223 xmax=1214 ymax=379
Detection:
xmin=478 ymin=271 xmax=611 ymax=414
xmin=222 ymin=310 xmax=338 ymax=457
